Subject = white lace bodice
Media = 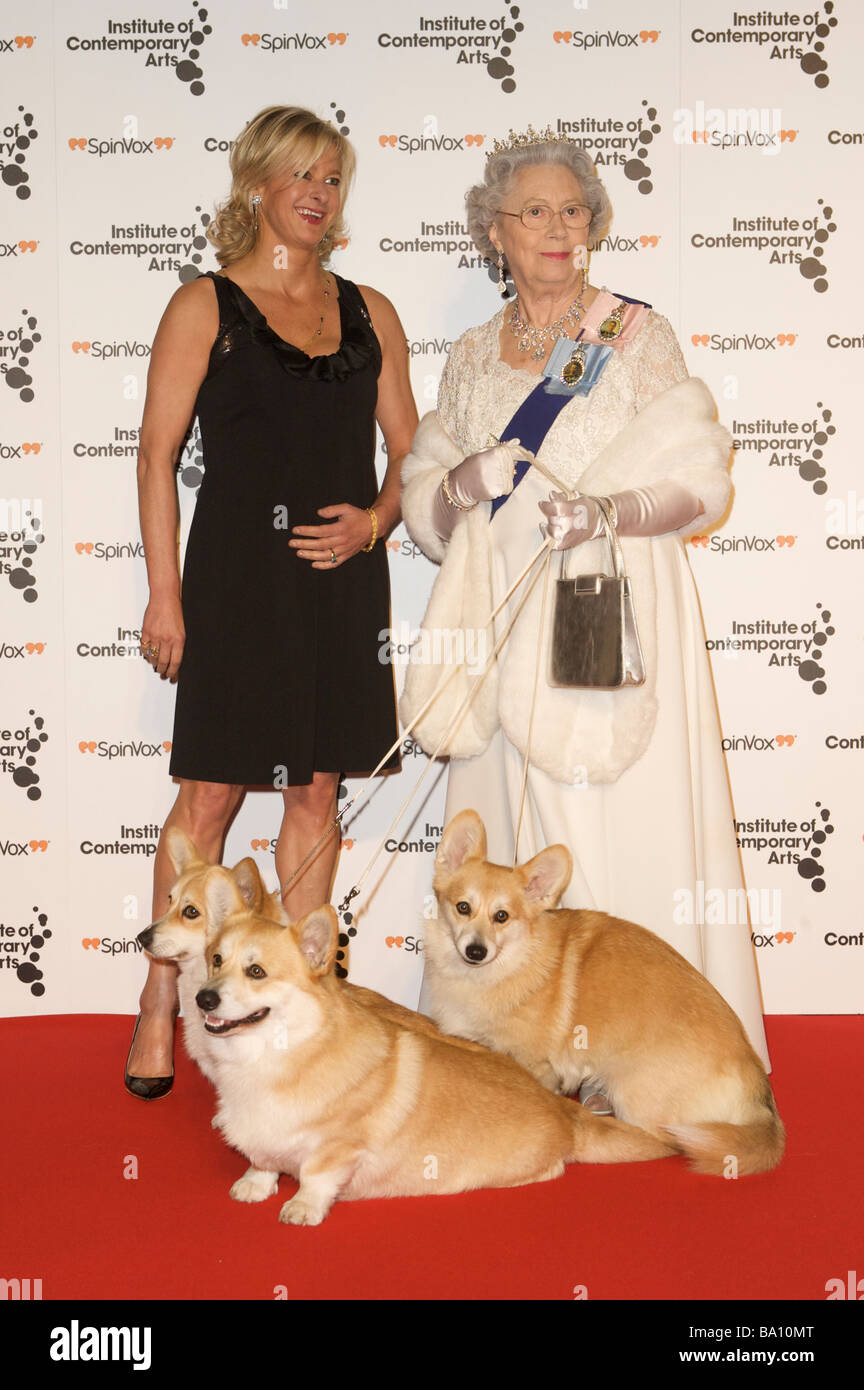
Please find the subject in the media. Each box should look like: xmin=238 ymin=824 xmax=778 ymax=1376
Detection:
xmin=437 ymin=303 xmax=689 ymax=492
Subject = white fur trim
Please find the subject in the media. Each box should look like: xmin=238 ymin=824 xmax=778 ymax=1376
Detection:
xmin=400 ymin=412 xmax=464 ymax=565
xmin=399 ymin=379 xmax=731 ymax=782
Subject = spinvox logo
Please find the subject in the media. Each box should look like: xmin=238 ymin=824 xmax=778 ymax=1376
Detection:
xmin=385 ymin=934 xmax=424 ymax=953
xmin=71 ymin=340 xmax=150 ymax=358
xmin=67 ymin=133 xmax=175 ymax=156
xmin=0 ymin=641 xmax=46 ymax=658
xmin=378 ymin=129 xmax=484 ymax=154
xmin=689 ymin=533 xmax=797 ymax=553
xmin=595 ymin=233 xmax=660 ymax=253
xmin=0 ymin=442 xmax=40 ymax=458
xmin=78 ymin=739 xmax=171 ymax=759
xmin=0 ymin=239 xmax=38 ymax=256
xmin=689 ymin=331 xmax=796 ymax=353
xmin=74 ymin=540 xmax=145 ymax=561
xmin=241 ymin=30 xmax=347 ymax=51
xmin=553 ymin=27 xmax=660 ymax=48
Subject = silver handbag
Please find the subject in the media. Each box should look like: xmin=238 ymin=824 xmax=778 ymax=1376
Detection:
xmin=548 ymin=497 xmax=646 ymax=689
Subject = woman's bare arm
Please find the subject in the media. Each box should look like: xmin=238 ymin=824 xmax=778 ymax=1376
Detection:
xmin=137 ymin=277 xmax=218 ymax=678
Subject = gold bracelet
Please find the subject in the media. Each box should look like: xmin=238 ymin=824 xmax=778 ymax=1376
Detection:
xmin=441 ymin=470 xmax=474 ymax=512
xmin=361 ymin=506 xmax=378 ymax=552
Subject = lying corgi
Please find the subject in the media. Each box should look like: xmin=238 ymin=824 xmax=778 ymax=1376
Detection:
xmin=195 ymin=866 xmax=675 ymax=1226
xmin=138 ymin=830 xmax=478 ymax=1081
xmin=425 ymin=810 xmax=785 ymax=1177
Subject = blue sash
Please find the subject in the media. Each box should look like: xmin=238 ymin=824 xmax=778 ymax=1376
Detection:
xmin=490 ymin=292 xmax=649 ymax=518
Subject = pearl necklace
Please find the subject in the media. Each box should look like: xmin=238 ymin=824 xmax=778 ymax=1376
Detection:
xmin=508 ymin=275 xmax=588 ymax=361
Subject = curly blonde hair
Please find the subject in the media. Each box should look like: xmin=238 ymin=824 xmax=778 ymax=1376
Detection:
xmin=207 ymin=106 xmax=355 ymax=266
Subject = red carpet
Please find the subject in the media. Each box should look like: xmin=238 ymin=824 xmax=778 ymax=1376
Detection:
xmin=2 ymin=1014 xmax=860 ymax=1301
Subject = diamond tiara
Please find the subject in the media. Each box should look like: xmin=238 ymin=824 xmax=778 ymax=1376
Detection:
xmin=487 ymin=124 xmax=576 ymax=158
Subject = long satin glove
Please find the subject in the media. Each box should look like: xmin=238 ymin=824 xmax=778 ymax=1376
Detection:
xmin=539 ymin=481 xmax=704 ymax=550
xmin=432 ymin=440 xmax=534 ymax=541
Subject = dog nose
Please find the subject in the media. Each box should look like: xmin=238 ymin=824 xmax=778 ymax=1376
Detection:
xmin=465 ymin=941 xmax=488 ymax=962
xmin=196 ymin=988 xmax=221 ymax=1012
xmin=136 ymin=925 xmax=155 ymax=950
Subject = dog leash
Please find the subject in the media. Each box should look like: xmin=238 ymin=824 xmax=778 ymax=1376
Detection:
xmin=278 ymin=536 xmax=554 ymax=906
xmin=512 ymin=542 xmax=554 ymax=866
xmin=333 ymin=536 xmax=554 ymax=916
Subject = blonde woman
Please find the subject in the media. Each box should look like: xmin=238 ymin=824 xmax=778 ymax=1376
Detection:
xmin=127 ymin=106 xmax=417 ymax=1097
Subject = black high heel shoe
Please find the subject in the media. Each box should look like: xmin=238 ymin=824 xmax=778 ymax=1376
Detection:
xmin=124 ymin=1013 xmax=174 ymax=1100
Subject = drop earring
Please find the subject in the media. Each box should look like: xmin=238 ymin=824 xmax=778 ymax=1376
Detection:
xmin=251 ymin=194 xmax=262 ymax=232
xmin=496 ymin=251 xmax=507 ymax=297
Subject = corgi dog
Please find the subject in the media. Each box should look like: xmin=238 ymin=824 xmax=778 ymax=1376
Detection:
xmin=194 ymin=866 xmax=676 ymax=1226
xmin=136 ymin=828 xmax=283 ymax=1085
xmin=425 ymin=810 xmax=785 ymax=1178
xmin=138 ymin=830 xmax=478 ymax=1081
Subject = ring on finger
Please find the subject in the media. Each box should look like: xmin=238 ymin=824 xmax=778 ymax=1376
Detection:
xmin=329 ymin=549 xmax=337 ymax=565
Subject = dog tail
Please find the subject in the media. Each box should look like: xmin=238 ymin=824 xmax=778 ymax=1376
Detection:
xmin=663 ymin=1106 xmax=785 ymax=1176
xmin=568 ymin=1109 xmax=678 ymax=1164
xmin=663 ymin=1084 xmax=785 ymax=1176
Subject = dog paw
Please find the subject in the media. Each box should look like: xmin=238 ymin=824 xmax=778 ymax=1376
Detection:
xmin=230 ymin=1170 xmax=279 ymax=1203
xmin=278 ymin=1196 xmax=326 ymax=1226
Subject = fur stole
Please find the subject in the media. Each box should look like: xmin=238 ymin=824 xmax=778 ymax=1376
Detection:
xmin=400 ymin=377 xmax=731 ymax=783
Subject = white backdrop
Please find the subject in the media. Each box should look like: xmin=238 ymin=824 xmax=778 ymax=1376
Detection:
xmin=1 ymin=0 xmax=861 ymax=1022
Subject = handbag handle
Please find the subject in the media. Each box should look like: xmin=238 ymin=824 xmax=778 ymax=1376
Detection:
xmin=558 ymin=495 xmax=628 ymax=582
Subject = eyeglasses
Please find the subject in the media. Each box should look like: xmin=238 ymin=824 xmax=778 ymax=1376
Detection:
xmin=496 ymin=203 xmax=592 ymax=231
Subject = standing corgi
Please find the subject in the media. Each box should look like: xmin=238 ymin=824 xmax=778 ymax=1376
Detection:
xmin=425 ymin=810 xmax=784 ymax=1177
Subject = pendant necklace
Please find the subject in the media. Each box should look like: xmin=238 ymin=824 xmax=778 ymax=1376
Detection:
xmin=508 ymin=272 xmax=588 ymax=362
xmin=300 ymin=274 xmax=332 ymax=351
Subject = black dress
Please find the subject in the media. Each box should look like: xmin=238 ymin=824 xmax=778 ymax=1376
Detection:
xmin=169 ymin=272 xmax=400 ymax=786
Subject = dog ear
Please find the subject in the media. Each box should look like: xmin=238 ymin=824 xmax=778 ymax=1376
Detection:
xmin=203 ymin=866 xmax=246 ymax=937
xmin=165 ymin=825 xmax=205 ymax=875
xmin=294 ymin=906 xmax=338 ymax=976
xmin=435 ymin=810 xmax=487 ymax=877
xmin=519 ymin=845 xmax=572 ymax=909
xmin=231 ymin=857 xmax=265 ymax=911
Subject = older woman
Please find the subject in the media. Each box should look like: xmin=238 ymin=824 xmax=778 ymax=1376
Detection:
xmin=401 ymin=129 xmax=769 ymax=1097
xmin=126 ymin=106 xmax=417 ymax=1096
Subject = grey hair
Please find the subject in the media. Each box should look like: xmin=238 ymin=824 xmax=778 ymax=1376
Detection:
xmin=465 ymin=141 xmax=613 ymax=259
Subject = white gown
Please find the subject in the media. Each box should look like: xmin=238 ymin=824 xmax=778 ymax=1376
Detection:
xmin=421 ymin=304 xmax=770 ymax=1068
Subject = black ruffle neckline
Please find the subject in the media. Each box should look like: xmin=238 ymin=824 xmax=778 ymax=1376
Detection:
xmin=210 ymin=272 xmax=378 ymax=382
